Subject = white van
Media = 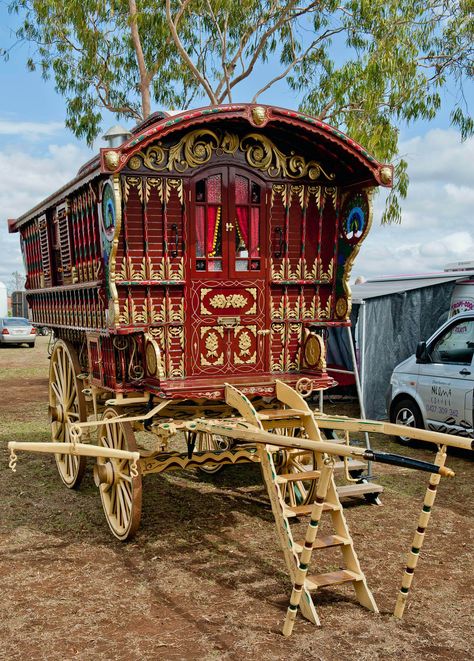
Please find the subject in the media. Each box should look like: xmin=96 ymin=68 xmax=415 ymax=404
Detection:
xmin=388 ymin=312 xmax=474 ymax=440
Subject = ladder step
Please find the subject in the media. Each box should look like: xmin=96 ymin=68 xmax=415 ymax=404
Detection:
xmin=257 ymin=408 xmax=307 ymax=421
xmin=276 ymin=470 xmax=321 ymax=483
xmin=305 ymin=569 xmax=362 ymax=590
xmin=284 ymin=502 xmax=338 ymax=517
xmin=337 ymin=483 xmax=384 ymax=498
xmin=294 ymin=534 xmax=348 ymax=553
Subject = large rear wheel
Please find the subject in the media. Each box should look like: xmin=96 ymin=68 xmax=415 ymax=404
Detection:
xmin=49 ymin=340 xmax=87 ymax=489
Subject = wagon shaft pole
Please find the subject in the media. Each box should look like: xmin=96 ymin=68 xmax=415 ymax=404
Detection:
xmin=7 ymin=440 xmax=140 ymax=468
xmin=315 ymin=414 xmax=474 ymax=451
xmin=186 ymin=420 xmax=455 ymax=477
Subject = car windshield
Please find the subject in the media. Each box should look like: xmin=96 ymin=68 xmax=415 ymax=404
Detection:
xmin=3 ymin=318 xmax=30 ymax=327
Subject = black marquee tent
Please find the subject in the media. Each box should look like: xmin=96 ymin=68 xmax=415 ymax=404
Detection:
xmin=327 ymin=269 xmax=474 ymax=420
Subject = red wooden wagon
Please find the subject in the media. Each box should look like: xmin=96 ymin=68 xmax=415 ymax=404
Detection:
xmin=7 ymin=103 xmax=395 ymax=541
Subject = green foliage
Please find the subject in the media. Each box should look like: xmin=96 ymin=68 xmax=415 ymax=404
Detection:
xmin=6 ymin=0 xmax=473 ymax=222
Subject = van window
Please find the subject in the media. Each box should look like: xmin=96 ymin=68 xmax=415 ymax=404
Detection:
xmin=430 ymin=318 xmax=474 ymax=365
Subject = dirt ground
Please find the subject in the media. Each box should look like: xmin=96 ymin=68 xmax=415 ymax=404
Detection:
xmin=0 ymin=337 xmax=473 ymax=661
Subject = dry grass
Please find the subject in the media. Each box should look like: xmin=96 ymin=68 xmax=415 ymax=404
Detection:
xmin=0 ymin=338 xmax=473 ymax=660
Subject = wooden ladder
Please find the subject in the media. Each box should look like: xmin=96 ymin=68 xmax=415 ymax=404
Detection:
xmin=225 ymin=380 xmax=378 ymax=629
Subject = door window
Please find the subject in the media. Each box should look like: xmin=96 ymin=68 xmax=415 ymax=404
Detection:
xmin=235 ymin=175 xmax=261 ymax=272
xmin=430 ymin=319 xmax=474 ymax=364
xmin=195 ymin=174 xmax=223 ymax=272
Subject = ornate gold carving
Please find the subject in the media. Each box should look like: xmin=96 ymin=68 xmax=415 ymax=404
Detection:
xmin=129 ymin=155 xmax=142 ymax=170
xmin=325 ymin=186 xmax=337 ymax=208
xmin=380 ymin=166 xmax=392 ymax=184
xmin=234 ymin=326 xmax=257 ymax=365
xmin=104 ymin=150 xmax=120 ymax=170
xmin=290 ymin=184 xmax=305 ymax=208
xmin=167 ymin=256 xmax=184 ymax=281
xmin=251 ymin=106 xmax=267 ymax=125
xmin=205 ymin=331 xmax=219 ymax=357
xmin=209 ymin=293 xmax=248 ymax=309
xmin=271 ymin=183 xmax=288 ymax=207
xmin=308 ymin=185 xmax=322 ymax=208
xmin=200 ymin=327 xmax=224 ymax=366
xmin=271 ymin=323 xmax=285 ymax=373
xmin=238 ymin=331 xmax=252 ymax=355
xmin=335 ymin=296 xmax=349 ymax=319
xmin=317 ymin=297 xmax=332 ymax=319
xmin=319 ymin=258 xmax=334 ymax=283
xmin=270 ymin=258 xmax=285 ymax=281
xmin=122 ymin=176 xmax=143 ymax=203
xmin=131 ymin=130 xmax=334 ymax=181
xmin=144 ymin=177 xmax=163 ymax=203
xmin=303 ymin=258 xmax=318 ymax=280
xmin=271 ymin=296 xmax=285 ymax=320
xmin=165 ymin=178 xmax=184 ymax=204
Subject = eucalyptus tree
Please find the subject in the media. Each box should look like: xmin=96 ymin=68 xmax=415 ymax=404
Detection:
xmin=6 ymin=0 xmax=473 ymax=221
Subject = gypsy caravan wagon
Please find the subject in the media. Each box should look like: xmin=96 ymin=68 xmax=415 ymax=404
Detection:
xmin=8 ymin=104 xmax=467 ymax=632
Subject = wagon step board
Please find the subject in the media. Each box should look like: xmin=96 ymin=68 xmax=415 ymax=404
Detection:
xmin=224 ymin=380 xmax=378 ymax=634
xmin=306 ymin=570 xmax=363 ymax=590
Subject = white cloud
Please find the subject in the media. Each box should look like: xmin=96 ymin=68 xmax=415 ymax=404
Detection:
xmin=0 ymin=142 xmax=91 ymax=284
xmin=355 ymin=129 xmax=474 ymax=280
xmin=0 ymin=119 xmax=65 ymax=138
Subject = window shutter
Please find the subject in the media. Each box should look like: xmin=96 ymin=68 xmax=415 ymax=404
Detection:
xmin=38 ymin=214 xmax=52 ymax=287
xmin=57 ymin=202 xmax=72 ymax=283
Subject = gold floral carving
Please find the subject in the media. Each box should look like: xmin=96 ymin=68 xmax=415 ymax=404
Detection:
xmin=129 ymin=156 xmax=142 ymax=170
xmin=234 ymin=327 xmax=257 ymax=365
xmin=129 ymin=130 xmax=335 ymax=181
xmin=201 ymin=327 xmax=224 ymax=366
xmin=209 ymin=293 xmax=248 ymax=309
xmin=122 ymin=176 xmax=143 ymax=203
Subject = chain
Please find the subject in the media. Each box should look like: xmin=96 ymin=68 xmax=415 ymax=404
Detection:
xmin=9 ymin=447 xmax=18 ymax=472
xmin=130 ymin=457 xmax=139 ymax=478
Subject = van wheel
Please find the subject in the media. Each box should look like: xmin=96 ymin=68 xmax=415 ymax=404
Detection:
xmin=391 ymin=398 xmax=423 ymax=444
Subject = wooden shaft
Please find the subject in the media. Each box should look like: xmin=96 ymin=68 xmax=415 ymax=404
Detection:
xmin=282 ymin=459 xmax=334 ymax=637
xmin=8 ymin=440 xmax=140 ymax=462
xmin=393 ymin=445 xmax=447 ymax=619
xmin=315 ymin=414 xmax=474 ymax=451
xmin=187 ymin=420 xmax=454 ymax=477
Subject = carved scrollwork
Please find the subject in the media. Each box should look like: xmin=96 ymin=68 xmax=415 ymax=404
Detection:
xmin=128 ymin=130 xmax=334 ymax=181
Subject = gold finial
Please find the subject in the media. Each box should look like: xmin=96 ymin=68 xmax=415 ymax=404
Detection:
xmin=380 ymin=166 xmax=392 ymax=184
xmin=251 ymin=106 xmax=267 ymax=126
xmin=104 ymin=150 xmax=120 ymax=170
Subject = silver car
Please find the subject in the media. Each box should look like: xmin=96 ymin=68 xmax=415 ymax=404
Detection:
xmin=388 ymin=312 xmax=474 ymax=441
xmin=0 ymin=317 xmax=36 ymax=348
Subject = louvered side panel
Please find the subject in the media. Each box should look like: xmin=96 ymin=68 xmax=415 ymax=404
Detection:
xmin=38 ymin=214 xmax=52 ymax=287
xmin=57 ymin=203 xmax=73 ymax=284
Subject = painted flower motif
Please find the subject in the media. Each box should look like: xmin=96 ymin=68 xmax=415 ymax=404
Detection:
xmin=205 ymin=332 xmax=219 ymax=357
xmin=238 ymin=331 xmax=252 ymax=355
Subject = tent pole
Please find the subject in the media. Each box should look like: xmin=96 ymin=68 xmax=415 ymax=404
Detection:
xmin=347 ymin=303 xmax=373 ymax=478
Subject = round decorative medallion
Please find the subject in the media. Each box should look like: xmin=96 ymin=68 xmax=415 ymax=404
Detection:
xmin=335 ymin=296 xmax=349 ymax=319
xmin=100 ymin=181 xmax=116 ymax=242
xmin=380 ymin=166 xmax=392 ymax=185
xmin=145 ymin=337 xmax=162 ymax=377
xmin=104 ymin=150 xmax=120 ymax=170
xmin=303 ymin=334 xmax=324 ymax=369
xmin=128 ymin=155 xmax=142 ymax=170
xmin=251 ymin=106 xmax=267 ymax=126
xmin=342 ymin=192 xmax=369 ymax=243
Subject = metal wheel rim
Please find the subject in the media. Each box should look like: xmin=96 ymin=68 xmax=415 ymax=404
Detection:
xmin=395 ymin=407 xmax=416 ymax=442
xmin=97 ymin=408 xmax=142 ymax=541
xmin=49 ymin=340 xmax=87 ymax=488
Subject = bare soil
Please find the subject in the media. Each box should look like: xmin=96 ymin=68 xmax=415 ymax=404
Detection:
xmin=0 ymin=338 xmax=473 ymax=661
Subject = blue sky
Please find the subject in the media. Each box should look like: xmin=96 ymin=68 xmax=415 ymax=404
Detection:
xmin=0 ymin=3 xmax=473 ymax=288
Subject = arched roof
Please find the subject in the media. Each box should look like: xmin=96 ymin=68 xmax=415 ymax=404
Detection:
xmin=100 ymin=104 xmax=393 ymax=188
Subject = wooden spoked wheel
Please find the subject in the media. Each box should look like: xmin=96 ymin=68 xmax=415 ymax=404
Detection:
xmin=196 ymin=431 xmax=231 ymax=474
xmin=95 ymin=408 xmax=142 ymax=541
xmin=49 ymin=339 xmax=87 ymax=489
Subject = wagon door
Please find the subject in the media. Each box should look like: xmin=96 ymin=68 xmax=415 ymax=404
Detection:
xmin=188 ymin=167 xmax=269 ymax=379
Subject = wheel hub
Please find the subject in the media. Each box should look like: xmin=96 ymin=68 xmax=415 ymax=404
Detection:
xmin=94 ymin=461 xmax=115 ymax=487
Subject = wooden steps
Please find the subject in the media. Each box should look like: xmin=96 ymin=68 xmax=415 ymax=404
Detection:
xmin=284 ymin=502 xmax=338 ymax=517
xmin=224 ymin=380 xmax=379 ymax=632
xmin=337 ymin=483 xmax=384 ymax=499
xmin=293 ymin=534 xmax=348 ymax=553
xmin=306 ymin=570 xmax=362 ymax=590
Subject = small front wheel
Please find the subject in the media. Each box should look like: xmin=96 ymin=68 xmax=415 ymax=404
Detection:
xmin=94 ymin=408 xmax=142 ymax=541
